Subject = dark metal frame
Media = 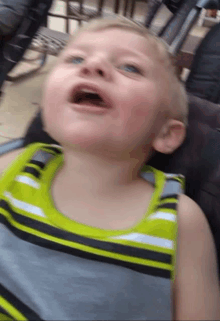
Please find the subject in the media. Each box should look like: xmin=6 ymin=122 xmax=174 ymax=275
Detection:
xmin=4 ymin=0 xmax=125 ymax=82
xmin=4 ymin=0 xmax=150 ymax=84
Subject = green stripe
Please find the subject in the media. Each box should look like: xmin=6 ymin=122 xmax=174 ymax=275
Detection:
xmin=159 ymin=198 xmax=178 ymax=206
xmin=0 ymin=206 xmax=173 ymax=274
xmin=0 ymin=284 xmax=42 ymax=320
xmin=0 ymin=297 xmax=27 ymax=321
xmin=0 ymin=313 xmax=13 ymax=321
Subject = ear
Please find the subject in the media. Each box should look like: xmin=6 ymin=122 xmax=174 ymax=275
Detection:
xmin=152 ymin=119 xmax=186 ymax=154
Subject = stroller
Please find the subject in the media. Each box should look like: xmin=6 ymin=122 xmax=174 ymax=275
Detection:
xmin=1 ymin=0 xmax=220 ymax=279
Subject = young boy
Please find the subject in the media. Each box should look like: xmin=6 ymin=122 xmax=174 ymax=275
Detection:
xmin=0 ymin=16 xmax=219 ymax=321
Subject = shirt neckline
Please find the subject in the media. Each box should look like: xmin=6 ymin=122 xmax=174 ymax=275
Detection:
xmin=40 ymin=152 xmax=165 ymax=238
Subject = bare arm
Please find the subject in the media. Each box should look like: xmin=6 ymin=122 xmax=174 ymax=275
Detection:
xmin=173 ymin=194 xmax=220 ymax=320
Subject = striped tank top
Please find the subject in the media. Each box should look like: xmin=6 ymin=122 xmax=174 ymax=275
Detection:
xmin=0 ymin=143 xmax=184 ymax=321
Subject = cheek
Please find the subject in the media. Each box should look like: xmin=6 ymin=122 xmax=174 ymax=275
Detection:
xmin=42 ymin=70 xmax=67 ymax=112
xmin=118 ymin=82 xmax=167 ymax=138
xmin=124 ymin=84 xmax=159 ymax=118
xmin=41 ymin=73 xmax=64 ymax=131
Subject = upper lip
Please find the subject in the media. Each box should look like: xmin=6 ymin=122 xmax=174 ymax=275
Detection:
xmin=68 ymin=83 xmax=113 ymax=108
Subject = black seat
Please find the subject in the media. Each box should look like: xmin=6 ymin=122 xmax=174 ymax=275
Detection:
xmin=186 ymin=21 xmax=220 ymax=103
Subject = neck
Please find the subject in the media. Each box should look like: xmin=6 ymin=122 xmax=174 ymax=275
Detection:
xmin=53 ymin=146 xmax=150 ymax=200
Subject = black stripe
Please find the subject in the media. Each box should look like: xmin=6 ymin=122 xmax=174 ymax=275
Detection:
xmin=0 ymin=199 xmax=172 ymax=265
xmin=0 ymin=283 xmax=43 ymax=320
xmin=43 ymin=146 xmax=62 ymax=154
xmin=0 ymin=214 xmax=170 ymax=279
xmin=160 ymin=194 xmax=178 ymax=201
xmin=157 ymin=203 xmax=177 ymax=210
xmin=0 ymin=306 xmax=12 ymax=318
xmin=23 ymin=166 xmax=40 ymax=179
xmin=29 ymin=160 xmax=45 ymax=170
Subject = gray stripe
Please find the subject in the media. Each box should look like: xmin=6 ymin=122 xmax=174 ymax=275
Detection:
xmin=140 ymin=172 xmax=155 ymax=185
xmin=161 ymin=180 xmax=182 ymax=198
xmin=32 ymin=150 xmax=54 ymax=164
xmin=0 ymin=224 xmax=171 ymax=320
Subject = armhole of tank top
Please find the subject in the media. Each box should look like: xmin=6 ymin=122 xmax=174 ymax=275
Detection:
xmin=0 ymin=143 xmax=47 ymax=195
xmin=172 ymin=232 xmax=177 ymax=283
xmin=171 ymin=174 xmax=185 ymax=283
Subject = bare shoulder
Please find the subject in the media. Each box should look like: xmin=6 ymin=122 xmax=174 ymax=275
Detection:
xmin=177 ymin=194 xmax=217 ymax=274
xmin=177 ymin=194 xmax=209 ymax=233
xmin=0 ymin=148 xmax=25 ymax=176
xmin=173 ymin=194 xmax=220 ymax=320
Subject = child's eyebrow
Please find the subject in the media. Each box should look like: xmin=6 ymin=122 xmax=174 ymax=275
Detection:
xmin=65 ymin=44 xmax=153 ymax=65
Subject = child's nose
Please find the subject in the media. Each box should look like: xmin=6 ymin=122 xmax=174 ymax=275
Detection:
xmin=79 ymin=56 xmax=112 ymax=80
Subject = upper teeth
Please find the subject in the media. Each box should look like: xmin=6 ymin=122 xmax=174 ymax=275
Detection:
xmin=81 ymin=89 xmax=97 ymax=94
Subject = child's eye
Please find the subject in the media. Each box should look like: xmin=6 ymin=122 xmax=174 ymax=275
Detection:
xmin=120 ymin=64 xmax=142 ymax=74
xmin=68 ymin=56 xmax=84 ymax=64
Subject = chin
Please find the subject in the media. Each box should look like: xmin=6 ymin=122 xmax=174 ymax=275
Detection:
xmin=48 ymin=131 xmax=103 ymax=150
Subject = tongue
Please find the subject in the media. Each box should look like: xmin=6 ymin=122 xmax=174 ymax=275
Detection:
xmin=79 ymin=98 xmax=106 ymax=107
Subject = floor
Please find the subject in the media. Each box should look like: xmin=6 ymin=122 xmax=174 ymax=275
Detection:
xmin=0 ymin=0 xmax=210 ymax=145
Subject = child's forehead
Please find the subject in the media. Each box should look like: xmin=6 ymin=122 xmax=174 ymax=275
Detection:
xmin=65 ymin=28 xmax=161 ymax=61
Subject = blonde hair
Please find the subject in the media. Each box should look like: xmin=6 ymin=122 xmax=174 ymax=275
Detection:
xmin=65 ymin=15 xmax=188 ymax=125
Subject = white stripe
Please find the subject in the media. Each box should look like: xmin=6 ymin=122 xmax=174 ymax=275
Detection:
xmin=149 ymin=212 xmax=176 ymax=222
xmin=111 ymin=233 xmax=173 ymax=249
xmin=165 ymin=173 xmax=184 ymax=180
xmin=165 ymin=173 xmax=177 ymax=178
xmin=50 ymin=144 xmax=63 ymax=149
xmin=15 ymin=175 xmax=40 ymax=189
xmin=4 ymin=192 xmax=46 ymax=218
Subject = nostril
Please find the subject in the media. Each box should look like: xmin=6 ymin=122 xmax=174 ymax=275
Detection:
xmin=98 ymin=69 xmax=104 ymax=76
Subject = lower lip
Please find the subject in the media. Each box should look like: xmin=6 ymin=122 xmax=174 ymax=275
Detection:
xmin=70 ymin=103 xmax=110 ymax=114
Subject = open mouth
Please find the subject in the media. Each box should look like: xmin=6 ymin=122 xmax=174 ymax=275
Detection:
xmin=71 ymin=88 xmax=109 ymax=108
